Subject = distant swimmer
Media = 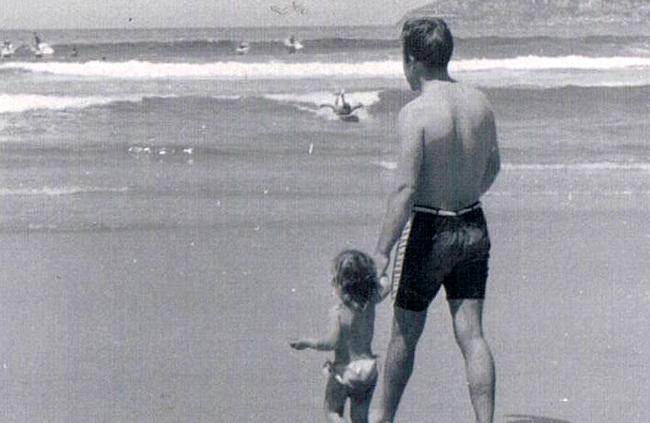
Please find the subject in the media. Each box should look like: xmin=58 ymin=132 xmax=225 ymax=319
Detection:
xmin=1 ymin=40 xmax=14 ymax=58
xmin=70 ymin=46 xmax=78 ymax=58
xmin=236 ymin=41 xmax=250 ymax=55
xmin=284 ymin=35 xmax=303 ymax=54
xmin=33 ymin=32 xmax=42 ymax=50
xmin=32 ymin=32 xmax=54 ymax=57
xmin=320 ymin=89 xmax=364 ymax=117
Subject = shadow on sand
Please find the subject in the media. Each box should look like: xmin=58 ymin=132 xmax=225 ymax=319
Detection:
xmin=506 ymin=415 xmax=573 ymax=423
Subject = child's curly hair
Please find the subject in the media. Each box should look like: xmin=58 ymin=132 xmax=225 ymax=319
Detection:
xmin=332 ymin=250 xmax=378 ymax=311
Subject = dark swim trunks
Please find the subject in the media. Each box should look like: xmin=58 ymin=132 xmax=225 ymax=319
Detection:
xmin=392 ymin=203 xmax=491 ymax=311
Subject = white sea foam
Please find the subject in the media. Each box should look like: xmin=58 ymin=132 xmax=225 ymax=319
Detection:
xmin=0 ymin=94 xmax=142 ymax=114
xmin=0 ymin=60 xmax=399 ymax=79
xmin=377 ymin=161 xmax=650 ymax=172
xmin=210 ymin=95 xmax=242 ymax=100
xmin=503 ymin=162 xmax=650 ymax=171
xmin=2 ymin=56 xmax=649 ymax=81
xmin=487 ymin=190 xmax=650 ymax=196
xmin=0 ymin=186 xmax=128 ymax=196
xmin=455 ymin=55 xmax=650 ymax=71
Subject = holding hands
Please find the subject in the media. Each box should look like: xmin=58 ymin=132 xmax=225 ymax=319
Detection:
xmin=374 ymin=252 xmax=392 ymax=300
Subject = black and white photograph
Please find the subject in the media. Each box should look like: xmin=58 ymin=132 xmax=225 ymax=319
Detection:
xmin=0 ymin=1 xmax=648 ymax=422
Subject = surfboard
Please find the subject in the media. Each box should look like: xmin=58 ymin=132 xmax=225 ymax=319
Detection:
xmin=236 ymin=41 xmax=250 ymax=55
xmin=0 ymin=47 xmax=14 ymax=58
xmin=339 ymin=114 xmax=360 ymax=123
xmin=34 ymin=43 xmax=54 ymax=57
xmin=283 ymin=38 xmax=303 ymax=54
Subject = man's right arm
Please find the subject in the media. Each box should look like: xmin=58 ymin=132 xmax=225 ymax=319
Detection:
xmin=374 ymin=105 xmax=424 ymax=274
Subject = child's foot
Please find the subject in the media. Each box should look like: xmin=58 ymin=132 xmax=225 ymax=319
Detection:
xmin=369 ymin=409 xmax=389 ymax=423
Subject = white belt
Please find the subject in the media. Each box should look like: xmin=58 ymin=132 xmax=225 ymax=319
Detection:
xmin=413 ymin=202 xmax=481 ymax=217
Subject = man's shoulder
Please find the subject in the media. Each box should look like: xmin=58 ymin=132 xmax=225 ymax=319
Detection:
xmin=398 ymin=95 xmax=437 ymax=121
xmin=456 ymin=83 xmax=493 ymax=111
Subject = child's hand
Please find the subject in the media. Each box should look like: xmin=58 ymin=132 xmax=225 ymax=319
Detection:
xmin=377 ymin=275 xmax=392 ymax=300
xmin=289 ymin=339 xmax=309 ymax=350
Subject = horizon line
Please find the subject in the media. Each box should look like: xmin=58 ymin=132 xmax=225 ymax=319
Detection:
xmin=0 ymin=23 xmax=401 ymax=31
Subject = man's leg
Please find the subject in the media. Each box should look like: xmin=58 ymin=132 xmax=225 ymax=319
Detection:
xmin=448 ymin=299 xmax=495 ymax=423
xmin=372 ymin=306 xmax=427 ymax=423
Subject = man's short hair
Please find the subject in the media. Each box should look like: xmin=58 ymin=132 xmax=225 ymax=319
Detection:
xmin=401 ymin=17 xmax=454 ymax=69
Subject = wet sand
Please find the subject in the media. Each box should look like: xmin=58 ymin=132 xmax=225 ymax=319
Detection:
xmin=0 ymin=196 xmax=648 ymax=422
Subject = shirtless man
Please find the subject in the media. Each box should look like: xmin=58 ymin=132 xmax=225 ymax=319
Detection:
xmin=371 ymin=17 xmax=500 ymax=423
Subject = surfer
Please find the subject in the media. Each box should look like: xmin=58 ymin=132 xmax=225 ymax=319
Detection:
xmin=1 ymin=40 xmax=13 ymax=58
xmin=320 ymin=89 xmax=364 ymax=117
xmin=33 ymin=32 xmax=42 ymax=50
xmin=236 ymin=41 xmax=250 ymax=55
xmin=284 ymin=35 xmax=302 ymax=54
xmin=32 ymin=32 xmax=54 ymax=57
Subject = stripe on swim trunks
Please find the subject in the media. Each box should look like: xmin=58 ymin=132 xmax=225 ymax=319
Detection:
xmin=391 ymin=215 xmax=414 ymax=302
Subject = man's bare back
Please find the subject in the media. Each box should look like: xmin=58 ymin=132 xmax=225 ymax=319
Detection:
xmin=400 ymin=80 xmax=499 ymax=211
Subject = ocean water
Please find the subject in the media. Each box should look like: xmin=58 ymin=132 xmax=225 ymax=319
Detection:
xmin=1 ymin=25 xmax=649 ymax=232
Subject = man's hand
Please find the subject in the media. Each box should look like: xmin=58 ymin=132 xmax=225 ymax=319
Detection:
xmin=373 ymin=252 xmax=392 ymax=300
xmin=377 ymin=275 xmax=392 ymax=300
xmin=373 ymin=253 xmax=390 ymax=278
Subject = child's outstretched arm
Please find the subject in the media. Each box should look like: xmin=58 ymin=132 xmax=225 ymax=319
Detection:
xmin=289 ymin=306 xmax=341 ymax=351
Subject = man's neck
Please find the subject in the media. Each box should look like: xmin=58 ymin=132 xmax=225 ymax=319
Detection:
xmin=419 ymin=68 xmax=454 ymax=91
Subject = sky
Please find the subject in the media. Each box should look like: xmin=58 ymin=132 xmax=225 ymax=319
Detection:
xmin=0 ymin=0 xmax=433 ymax=29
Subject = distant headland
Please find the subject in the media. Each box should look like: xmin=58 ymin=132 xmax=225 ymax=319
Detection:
xmin=400 ymin=0 xmax=650 ymax=25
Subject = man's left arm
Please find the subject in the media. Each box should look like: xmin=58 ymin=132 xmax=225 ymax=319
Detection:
xmin=374 ymin=106 xmax=424 ymax=275
xmin=480 ymin=109 xmax=500 ymax=195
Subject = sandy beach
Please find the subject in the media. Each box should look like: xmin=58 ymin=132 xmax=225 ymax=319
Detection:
xmin=0 ymin=192 xmax=648 ymax=422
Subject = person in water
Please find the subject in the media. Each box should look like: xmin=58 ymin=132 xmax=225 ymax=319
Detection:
xmin=1 ymin=40 xmax=13 ymax=58
xmin=290 ymin=250 xmax=390 ymax=422
xmin=320 ymin=90 xmax=364 ymax=116
xmin=371 ymin=17 xmax=500 ymax=423
xmin=33 ymin=32 xmax=42 ymax=49
xmin=285 ymin=34 xmax=301 ymax=54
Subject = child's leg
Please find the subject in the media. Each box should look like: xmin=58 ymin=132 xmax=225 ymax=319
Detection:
xmin=349 ymin=380 xmax=377 ymax=423
xmin=324 ymin=375 xmax=347 ymax=423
